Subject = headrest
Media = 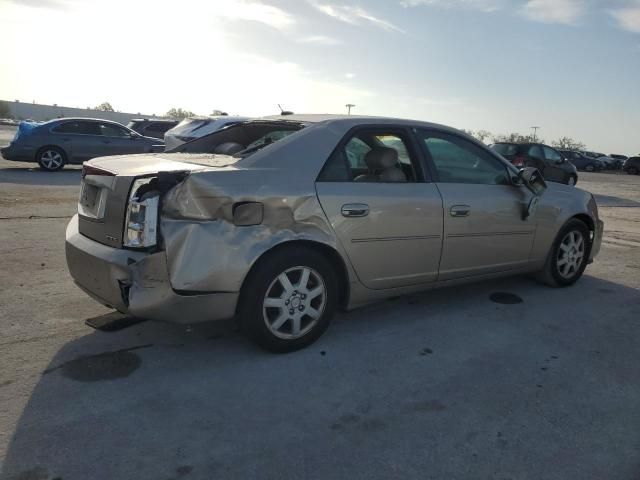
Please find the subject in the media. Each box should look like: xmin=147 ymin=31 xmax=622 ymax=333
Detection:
xmin=364 ymin=147 xmax=398 ymax=170
xmin=214 ymin=142 xmax=245 ymax=155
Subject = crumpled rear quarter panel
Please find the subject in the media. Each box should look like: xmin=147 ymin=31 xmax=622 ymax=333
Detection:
xmin=159 ymin=169 xmax=342 ymax=293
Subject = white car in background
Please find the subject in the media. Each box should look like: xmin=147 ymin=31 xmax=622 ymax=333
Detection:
xmin=164 ymin=115 xmax=249 ymax=151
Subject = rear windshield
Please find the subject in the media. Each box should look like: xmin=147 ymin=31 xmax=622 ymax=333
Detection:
xmin=490 ymin=144 xmax=519 ymax=156
xmin=172 ymin=120 xmax=304 ymax=159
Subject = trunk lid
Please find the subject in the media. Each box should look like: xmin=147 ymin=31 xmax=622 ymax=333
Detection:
xmin=78 ymin=153 xmax=238 ymax=248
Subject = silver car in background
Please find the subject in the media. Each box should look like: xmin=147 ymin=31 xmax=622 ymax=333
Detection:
xmin=66 ymin=115 xmax=603 ymax=352
xmin=1 ymin=118 xmax=163 ymax=171
xmin=163 ymin=115 xmax=249 ymax=151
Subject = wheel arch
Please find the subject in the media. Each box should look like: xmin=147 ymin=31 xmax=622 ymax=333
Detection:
xmin=571 ymin=213 xmax=594 ymax=233
xmin=238 ymin=239 xmax=350 ymax=313
xmin=35 ymin=144 xmax=68 ymax=163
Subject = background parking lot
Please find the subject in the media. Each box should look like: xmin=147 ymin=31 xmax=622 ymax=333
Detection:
xmin=1 ymin=124 xmax=639 ymax=480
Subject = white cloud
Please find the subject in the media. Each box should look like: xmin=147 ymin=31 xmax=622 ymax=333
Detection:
xmin=311 ymin=2 xmax=404 ymax=32
xmin=298 ymin=35 xmax=342 ymax=45
xmin=400 ymin=0 xmax=504 ymax=13
xmin=521 ymin=0 xmax=586 ymax=25
xmin=217 ymin=0 xmax=295 ymax=30
xmin=345 ymin=72 xmax=356 ymax=79
xmin=609 ymin=2 xmax=640 ymax=33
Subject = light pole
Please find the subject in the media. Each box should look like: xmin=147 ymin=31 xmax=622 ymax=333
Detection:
xmin=346 ymin=104 xmax=355 ymax=115
xmin=531 ymin=126 xmax=540 ymax=142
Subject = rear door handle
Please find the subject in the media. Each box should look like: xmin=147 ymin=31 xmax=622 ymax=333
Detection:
xmin=450 ymin=205 xmax=471 ymax=217
xmin=341 ymin=203 xmax=369 ymax=218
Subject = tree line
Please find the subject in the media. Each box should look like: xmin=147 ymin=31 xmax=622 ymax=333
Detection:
xmin=462 ymin=129 xmax=586 ymax=151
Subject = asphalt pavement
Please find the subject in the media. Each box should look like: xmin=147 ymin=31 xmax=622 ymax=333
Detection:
xmin=1 ymin=124 xmax=639 ymax=480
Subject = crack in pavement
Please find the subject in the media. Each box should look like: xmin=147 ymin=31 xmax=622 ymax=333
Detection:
xmin=0 ymin=215 xmax=73 ymax=220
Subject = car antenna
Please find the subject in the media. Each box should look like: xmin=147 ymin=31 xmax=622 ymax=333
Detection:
xmin=278 ymin=104 xmax=294 ymax=116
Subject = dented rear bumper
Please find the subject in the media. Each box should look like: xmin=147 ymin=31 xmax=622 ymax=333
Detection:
xmin=65 ymin=215 xmax=238 ymax=324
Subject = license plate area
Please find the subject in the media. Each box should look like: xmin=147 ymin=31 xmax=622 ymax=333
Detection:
xmin=78 ymin=182 xmax=107 ymax=219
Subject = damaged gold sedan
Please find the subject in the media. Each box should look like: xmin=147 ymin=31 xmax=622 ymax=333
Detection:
xmin=66 ymin=115 xmax=603 ymax=351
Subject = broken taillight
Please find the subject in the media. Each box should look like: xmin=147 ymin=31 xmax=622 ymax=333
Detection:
xmin=123 ymin=177 xmax=159 ymax=249
xmin=82 ymin=165 xmax=116 ymax=178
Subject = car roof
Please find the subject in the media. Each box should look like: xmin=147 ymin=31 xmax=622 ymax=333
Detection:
xmin=259 ymin=113 xmax=464 ymax=134
xmin=45 ymin=117 xmax=125 ymax=125
xmin=130 ymin=118 xmax=176 ymax=123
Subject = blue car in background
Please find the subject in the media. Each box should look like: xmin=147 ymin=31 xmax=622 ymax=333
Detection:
xmin=1 ymin=118 xmax=163 ymax=171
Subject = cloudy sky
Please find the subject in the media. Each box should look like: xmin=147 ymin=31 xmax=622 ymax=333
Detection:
xmin=0 ymin=0 xmax=639 ymax=153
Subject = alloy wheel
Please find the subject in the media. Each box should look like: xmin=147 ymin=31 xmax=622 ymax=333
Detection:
xmin=262 ymin=266 xmax=326 ymax=340
xmin=40 ymin=150 xmax=63 ymax=170
xmin=556 ymin=230 xmax=585 ymax=279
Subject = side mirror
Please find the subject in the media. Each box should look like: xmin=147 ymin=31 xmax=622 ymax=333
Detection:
xmin=518 ymin=167 xmax=547 ymax=220
xmin=518 ymin=167 xmax=547 ymax=196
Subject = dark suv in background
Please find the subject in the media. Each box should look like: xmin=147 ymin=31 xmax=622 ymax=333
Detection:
xmin=127 ymin=119 xmax=178 ymax=139
xmin=559 ymin=150 xmax=603 ymax=172
xmin=489 ymin=142 xmax=578 ymax=185
xmin=623 ymin=156 xmax=640 ymax=175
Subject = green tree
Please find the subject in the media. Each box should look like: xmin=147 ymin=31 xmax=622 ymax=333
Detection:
xmin=166 ymin=108 xmax=196 ymax=120
xmin=551 ymin=137 xmax=586 ymax=151
xmin=95 ymin=102 xmax=114 ymax=112
xmin=0 ymin=100 xmax=12 ymax=118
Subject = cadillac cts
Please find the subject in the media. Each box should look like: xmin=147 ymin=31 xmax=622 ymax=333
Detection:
xmin=66 ymin=115 xmax=604 ymax=352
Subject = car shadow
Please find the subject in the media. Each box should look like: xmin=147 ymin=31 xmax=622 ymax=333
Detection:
xmin=2 ymin=274 xmax=640 ymax=480
xmin=0 ymin=165 xmax=82 ymax=187
xmin=592 ymin=194 xmax=640 ymax=208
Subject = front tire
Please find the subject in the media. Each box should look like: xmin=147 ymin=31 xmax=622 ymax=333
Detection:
xmin=37 ymin=147 xmax=66 ymax=171
xmin=238 ymin=246 xmax=338 ymax=353
xmin=567 ymin=175 xmax=577 ymax=186
xmin=584 ymin=164 xmax=595 ymax=172
xmin=537 ymin=219 xmax=591 ymax=287
xmin=627 ymin=166 xmax=639 ymax=175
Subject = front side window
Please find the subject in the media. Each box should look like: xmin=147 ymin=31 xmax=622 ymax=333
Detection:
xmin=528 ymin=145 xmax=544 ymax=160
xmin=99 ymin=123 xmax=130 ymax=137
xmin=543 ymin=146 xmax=562 ymax=162
xmin=419 ymin=130 xmax=510 ymax=185
xmin=75 ymin=122 xmax=101 ymax=135
xmin=318 ymin=130 xmax=419 ymax=183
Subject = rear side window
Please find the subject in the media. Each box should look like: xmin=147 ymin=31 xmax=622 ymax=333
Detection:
xmin=420 ymin=131 xmax=510 ymax=185
xmin=52 ymin=121 xmax=100 ymax=135
xmin=318 ymin=130 xmax=420 ymax=183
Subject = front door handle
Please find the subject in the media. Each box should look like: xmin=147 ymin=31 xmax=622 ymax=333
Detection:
xmin=450 ymin=205 xmax=471 ymax=217
xmin=341 ymin=203 xmax=369 ymax=218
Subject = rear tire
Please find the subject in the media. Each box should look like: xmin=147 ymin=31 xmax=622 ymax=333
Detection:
xmin=567 ymin=175 xmax=577 ymax=186
xmin=536 ymin=219 xmax=591 ymax=288
xmin=37 ymin=147 xmax=66 ymax=171
xmin=585 ymin=164 xmax=595 ymax=172
xmin=627 ymin=166 xmax=639 ymax=175
xmin=238 ymin=246 xmax=338 ymax=353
